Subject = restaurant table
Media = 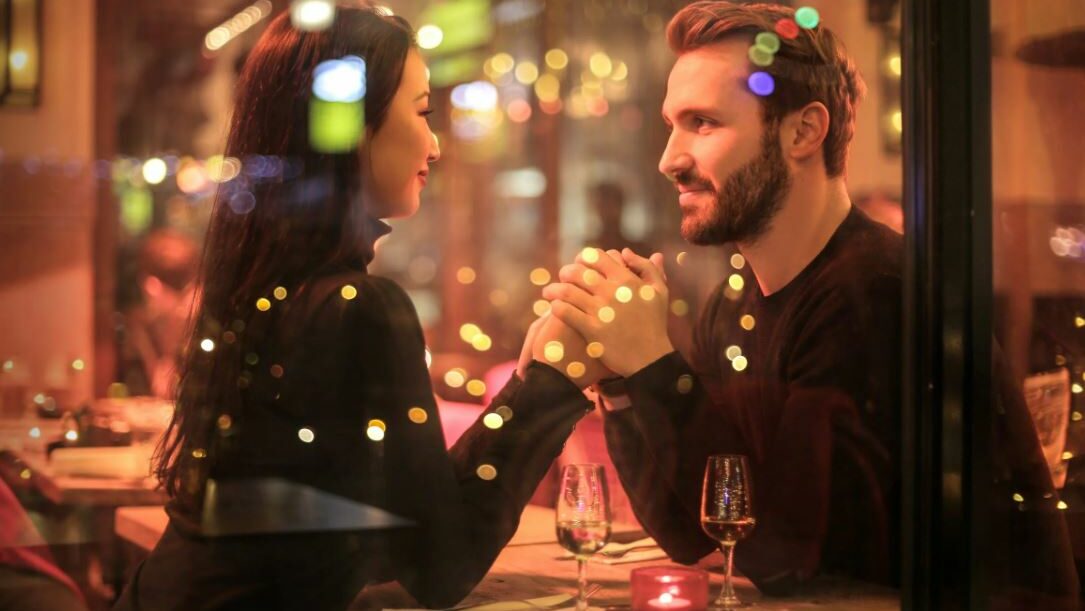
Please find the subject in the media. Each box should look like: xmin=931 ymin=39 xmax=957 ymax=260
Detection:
xmin=1 ymin=417 xmax=165 ymax=506
xmin=11 ymin=448 xmax=166 ymax=506
xmin=115 ymin=504 xmax=899 ymax=610
xmin=2 ymin=417 xmax=167 ymax=603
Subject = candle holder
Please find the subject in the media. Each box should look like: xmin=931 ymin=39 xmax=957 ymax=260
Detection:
xmin=630 ymin=566 xmax=709 ymax=610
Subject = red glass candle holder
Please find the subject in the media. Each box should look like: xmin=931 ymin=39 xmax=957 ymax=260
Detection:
xmin=630 ymin=566 xmax=709 ymax=610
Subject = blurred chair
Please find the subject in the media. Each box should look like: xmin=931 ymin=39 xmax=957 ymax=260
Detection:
xmin=0 ymin=480 xmax=86 ymax=611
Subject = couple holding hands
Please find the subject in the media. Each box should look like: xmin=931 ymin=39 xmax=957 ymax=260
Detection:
xmin=117 ymin=2 xmax=1071 ymax=610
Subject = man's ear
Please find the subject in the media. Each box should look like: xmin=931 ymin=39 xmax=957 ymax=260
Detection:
xmin=781 ymin=101 xmax=830 ymax=164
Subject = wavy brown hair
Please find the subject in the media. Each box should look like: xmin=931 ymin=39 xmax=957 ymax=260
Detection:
xmin=667 ymin=1 xmax=865 ymax=177
xmin=154 ymin=4 xmax=416 ymax=510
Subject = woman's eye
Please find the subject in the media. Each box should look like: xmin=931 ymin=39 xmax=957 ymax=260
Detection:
xmin=420 ymin=108 xmax=435 ymax=117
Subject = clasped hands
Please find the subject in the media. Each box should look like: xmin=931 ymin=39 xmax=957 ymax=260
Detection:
xmin=517 ymin=247 xmax=675 ymax=388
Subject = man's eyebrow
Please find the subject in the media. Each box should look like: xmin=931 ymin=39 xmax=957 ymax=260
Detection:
xmin=664 ymin=106 xmax=724 ymax=123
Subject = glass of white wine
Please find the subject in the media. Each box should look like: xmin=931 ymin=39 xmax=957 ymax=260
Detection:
xmin=701 ymin=454 xmax=756 ymax=609
xmin=556 ymin=463 xmax=611 ymax=611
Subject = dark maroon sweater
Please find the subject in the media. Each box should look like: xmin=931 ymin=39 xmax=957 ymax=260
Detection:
xmin=601 ymin=207 xmax=903 ymax=591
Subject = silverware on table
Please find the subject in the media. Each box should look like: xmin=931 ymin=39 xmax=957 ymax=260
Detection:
xmin=557 ymin=537 xmax=658 ymax=560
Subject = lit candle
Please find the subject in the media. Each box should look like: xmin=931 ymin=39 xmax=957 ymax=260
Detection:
xmin=646 ymin=592 xmax=692 ymax=609
xmin=631 ymin=566 xmax=707 ymax=610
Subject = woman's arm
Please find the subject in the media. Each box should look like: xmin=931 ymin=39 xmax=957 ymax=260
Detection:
xmin=341 ymin=274 xmax=591 ymax=608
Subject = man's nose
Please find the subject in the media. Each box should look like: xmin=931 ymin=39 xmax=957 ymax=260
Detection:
xmin=658 ymin=132 xmax=691 ymax=180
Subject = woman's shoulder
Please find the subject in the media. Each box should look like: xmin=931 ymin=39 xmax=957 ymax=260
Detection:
xmin=299 ymin=270 xmax=418 ymax=332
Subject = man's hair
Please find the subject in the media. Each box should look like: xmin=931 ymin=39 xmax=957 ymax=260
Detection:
xmin=667 ymin=1 xmax=865 ymax=177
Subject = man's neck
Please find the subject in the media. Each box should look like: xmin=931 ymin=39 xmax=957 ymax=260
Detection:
xmin=738 ymin=176 xmax=852 ymax=297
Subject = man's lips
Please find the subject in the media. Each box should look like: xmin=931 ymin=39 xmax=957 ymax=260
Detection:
xmin=677 ymin=183 xmax=713 ymax=207
xmin=676 ymin=182 xmax=712 ymax=194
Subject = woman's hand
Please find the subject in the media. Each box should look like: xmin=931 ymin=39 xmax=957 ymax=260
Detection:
xmin=530 ymin=315 xmax=613 ymax=388
xmin=517 ymin=314 xmax=550 ymax=379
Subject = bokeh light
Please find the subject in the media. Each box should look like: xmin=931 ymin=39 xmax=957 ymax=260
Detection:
xmin=545 ymin=49 xmax=568 ymax=70
xmin=312 ymin=56 xmax=367 ymax=103
xmin=748 ymin=46 xmax=774 ymax=67
xmin=483 ymin=413 xmax=504 ymax=429
xmin=142 ymin=158 xmax=167 ymax=185
xmin=515 ymin=61 xmax=539 ymax=85
xmin=408 ymin=407 xmax=428 ymax=424
xmin=530 ymin=268 xmax=551 ymax=286
xmin=795 ymin=6 xmax=820 ymax=29
xmin=748 ymin=71 xmax=776 ymax=96
xmin=589 ymin=52 xmax=613 ymax=78
xmin=755 ymin=32 xmax=781 ymax=54
xmin=507 ymin=99 xmax=532 ymax=123
xmin=457 ymin=267 xmax=477 ymax=284
xmin=544 ymin=341 xmax=565 ymax=362
xmin=417 ymin=25 xmax=444 ymax=50
xmin=291 ymin=0 xmax=336 ymax=32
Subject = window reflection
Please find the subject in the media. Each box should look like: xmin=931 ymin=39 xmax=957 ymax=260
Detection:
xmin=992 ymin=0 xmax=1085 ymax=605
xmin=0 ymin=1 xmax=916 ymax=609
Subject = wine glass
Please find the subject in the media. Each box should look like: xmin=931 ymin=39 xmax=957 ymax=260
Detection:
xmin=556 ymin=464 xmax=611 ymax=611
xmin=701 ymin=454 xmax=756 ymax=609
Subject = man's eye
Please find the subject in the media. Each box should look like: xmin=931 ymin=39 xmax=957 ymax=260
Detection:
xmin=693 ymin=116 xmax=714 ymax=128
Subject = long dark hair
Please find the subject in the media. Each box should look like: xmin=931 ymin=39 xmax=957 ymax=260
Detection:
xmin=154 ymin=5 xmax=417 ymax=509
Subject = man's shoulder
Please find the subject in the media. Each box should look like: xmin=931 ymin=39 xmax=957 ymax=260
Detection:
xmin=812 ymin=211 xmax=903 ymax=297
xmin=836 ymin=210 xmax=902 ymax=272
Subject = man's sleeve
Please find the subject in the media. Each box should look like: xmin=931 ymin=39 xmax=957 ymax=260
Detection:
xmin=600 ymin=351 xmax=722 ymax=565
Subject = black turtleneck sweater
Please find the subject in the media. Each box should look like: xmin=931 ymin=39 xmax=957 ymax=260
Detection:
xmin=114 ymin=220 xmax=592 ymax=611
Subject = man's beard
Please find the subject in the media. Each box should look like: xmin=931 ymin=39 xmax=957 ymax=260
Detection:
xmin=676 ymin=126 xmax=791 ymax=246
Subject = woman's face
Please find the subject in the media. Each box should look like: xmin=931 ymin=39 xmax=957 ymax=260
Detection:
xmin=361 ymin=50 xmax=440 ymax=219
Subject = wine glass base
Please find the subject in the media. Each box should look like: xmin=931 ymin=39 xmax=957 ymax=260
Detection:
xmin=709 ymin=597 xmax=749 ymax=609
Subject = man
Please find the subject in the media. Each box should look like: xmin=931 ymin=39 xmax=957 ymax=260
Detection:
xmin=530 ymin=2 xmax=1078 ymax=603
xmin=532 ymin=1 xmax=901 ymax=591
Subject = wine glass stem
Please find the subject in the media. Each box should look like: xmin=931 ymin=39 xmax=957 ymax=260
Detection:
xmin=716 ymin=543 xmax=739 ymax=607
xmin=576 ymin=556 xmax=589 ymax=611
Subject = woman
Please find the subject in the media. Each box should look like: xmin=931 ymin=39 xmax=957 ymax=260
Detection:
xmin=114 ymin=6 xmax=593 ymax=610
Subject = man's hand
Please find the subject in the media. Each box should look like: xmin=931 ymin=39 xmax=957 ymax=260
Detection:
xmin=529 ymin=313 xmax=613 ymax=388
xmin=542 ymin=248 xmax=674 ymax=377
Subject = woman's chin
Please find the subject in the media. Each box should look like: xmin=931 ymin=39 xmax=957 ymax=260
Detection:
xmin=368 ymin=195 xmax=419 ymax=219
xmin=386 ymin=200 xmax=420 ymax=219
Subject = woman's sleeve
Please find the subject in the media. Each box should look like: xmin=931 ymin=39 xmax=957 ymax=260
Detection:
xmin=342 ymin=275 xmax=591 ymax=608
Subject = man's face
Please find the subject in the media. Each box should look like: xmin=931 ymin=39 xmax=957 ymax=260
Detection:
xmin=659 ymin=40 xmax=791 ymax=246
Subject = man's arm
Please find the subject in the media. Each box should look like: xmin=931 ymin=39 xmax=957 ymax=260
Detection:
xmin=599 ymin=352 xmax=720 ymax=565
xmin=543 ymin=249 xmax=725 ymax=564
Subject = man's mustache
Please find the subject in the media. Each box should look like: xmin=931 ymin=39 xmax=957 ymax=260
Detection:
xmin=672 ymin=169 xmax=714 ymax=192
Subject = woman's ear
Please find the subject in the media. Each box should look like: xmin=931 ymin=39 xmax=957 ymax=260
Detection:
xmin=782 ymin=101 xmax=830 ymax=165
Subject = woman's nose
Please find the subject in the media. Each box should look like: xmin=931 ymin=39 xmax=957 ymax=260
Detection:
xmin=428 ymin=132 xmax=441 ymax=163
